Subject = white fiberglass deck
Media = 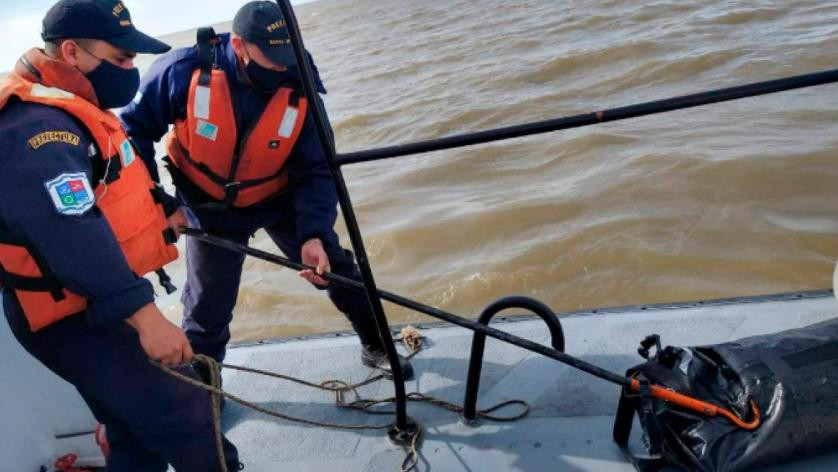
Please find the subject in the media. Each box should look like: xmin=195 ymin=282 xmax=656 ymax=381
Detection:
xmin=3 ymin=291 xmax=838 ymax=471
xmin=221 ymin=291 xmax=838 ymax=471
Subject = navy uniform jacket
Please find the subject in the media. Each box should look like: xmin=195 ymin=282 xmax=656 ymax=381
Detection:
xmin=120 ymin=33 xmax=337 ymax=243
xmin=0 ymin=99 xmax=154 ymax=326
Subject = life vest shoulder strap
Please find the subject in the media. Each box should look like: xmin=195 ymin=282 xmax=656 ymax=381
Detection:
xmin=197 ymin=27 xmax=220 ymax=87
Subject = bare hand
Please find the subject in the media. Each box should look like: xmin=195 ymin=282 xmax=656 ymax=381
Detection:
xmin=300 ymin=238 xmax=330 ymax=287
xmin=126 ymin=303 xmax=194 ymax=366
xmin=167 ymin=208 xmax=189 ymax=239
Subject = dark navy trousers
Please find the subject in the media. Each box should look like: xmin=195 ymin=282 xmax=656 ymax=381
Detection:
xmin=180 ymin=203 xmax=381 ymax=363
xmin=3 ymin=292 xmax=240 ymax=472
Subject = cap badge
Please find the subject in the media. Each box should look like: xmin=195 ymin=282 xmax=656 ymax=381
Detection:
xmin=266 ymin=20 xmax=286 ymax=33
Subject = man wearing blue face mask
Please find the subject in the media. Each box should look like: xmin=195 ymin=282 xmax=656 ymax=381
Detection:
xmin=0 ymin=1 xmax=240 ymax=470
xmin=121 ymin=1 xmax=415 ymax=382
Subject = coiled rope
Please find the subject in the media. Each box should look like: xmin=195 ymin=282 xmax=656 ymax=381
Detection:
xmin=153 ymin=327 xmax=529 ymax=472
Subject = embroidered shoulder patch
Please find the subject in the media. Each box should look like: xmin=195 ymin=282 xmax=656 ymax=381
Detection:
xmin=44 ymin=172 xmax=95 ymax=216
xmin=28 ymin=131 xmax=80 ymax=150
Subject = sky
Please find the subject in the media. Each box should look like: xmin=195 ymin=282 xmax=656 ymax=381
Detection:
xmin=1 ymin=0 xmax=314 ymax=68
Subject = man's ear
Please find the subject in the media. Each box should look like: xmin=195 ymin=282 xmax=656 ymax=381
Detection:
xmin=230 ymin=36 xmax=244 ymax=57
xmin=60 ymin=40 xmax=82 ymax=67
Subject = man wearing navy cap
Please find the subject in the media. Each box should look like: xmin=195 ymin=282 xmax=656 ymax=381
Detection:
xmin=122 ymin=1 xmax=415 ymax=381
xmin=0 ymin=1 xmax=239 ymax=470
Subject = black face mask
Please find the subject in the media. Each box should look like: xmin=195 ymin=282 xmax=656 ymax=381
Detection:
xmin=242 ymin=46 xmax=285 ymax=94
xmin=80 ymin=48 xmax=140 ymax=109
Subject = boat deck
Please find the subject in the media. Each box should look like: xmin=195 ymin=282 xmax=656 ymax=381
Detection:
xmin=218 ymin=291 xmax=838 ymax=471
xmin=3 ymin=291 xmax=838 ymax=471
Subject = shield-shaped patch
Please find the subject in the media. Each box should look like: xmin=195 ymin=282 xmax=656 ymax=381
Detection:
xmin=44 ymin=172 xmax=95 ymax=216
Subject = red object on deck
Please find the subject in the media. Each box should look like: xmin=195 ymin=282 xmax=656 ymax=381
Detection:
xmin=95 ymin=423 xmax=110 ymax=459
xmin=54 ymin=453 xmax=92 ymax=472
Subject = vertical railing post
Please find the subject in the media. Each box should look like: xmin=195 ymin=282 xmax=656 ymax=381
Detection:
xmin=275 ymin=0 xmax=410 ymax=435
xmin=462 ymin=296 xmax=565 ymax=424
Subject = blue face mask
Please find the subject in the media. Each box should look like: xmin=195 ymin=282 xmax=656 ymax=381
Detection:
xmin=80 ymin=48 xmax=140 ymax=109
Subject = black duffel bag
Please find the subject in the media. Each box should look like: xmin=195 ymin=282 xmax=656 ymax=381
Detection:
xmin=613 ymin=317 xmax=838 ymax=471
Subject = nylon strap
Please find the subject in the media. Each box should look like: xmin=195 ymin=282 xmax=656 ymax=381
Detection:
xmin=0 ymin=220 xmax=66 ymax=301
xmin=612 ymin=381 xmax=666 ymax=472
xmin=196 ymin=27 xmax=218 ymax=87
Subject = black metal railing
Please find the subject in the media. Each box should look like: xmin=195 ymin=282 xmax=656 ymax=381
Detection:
xmin=274 ymin=0 xmax=838 ymax=440
xmin=336 ymin=68 xmax=838 ymax=165
xmin=277 ymin=0 xmax=412 ymax=436
xmin=461 ymin=296 xmax=565 ymax=424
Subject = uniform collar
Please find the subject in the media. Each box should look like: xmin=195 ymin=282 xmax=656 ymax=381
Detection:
xmin=14 ymin=48 xmax=100 ymax=106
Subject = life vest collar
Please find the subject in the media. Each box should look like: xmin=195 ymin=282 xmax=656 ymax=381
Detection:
xmin=11 ymin=48 xmax=99 ymax=107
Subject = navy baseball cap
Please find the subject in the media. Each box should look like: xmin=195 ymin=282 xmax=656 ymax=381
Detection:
xmin=42 ymin=0 xmax=170 ymax=54
xmin=233 ymin=1 xmax=296 ymax=66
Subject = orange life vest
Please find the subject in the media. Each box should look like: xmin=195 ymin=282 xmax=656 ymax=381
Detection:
xmin=0 ymin=49 xmax=178 ymax=332
xmin=165 ymin=28 xmax=308 ymax=208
